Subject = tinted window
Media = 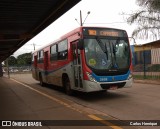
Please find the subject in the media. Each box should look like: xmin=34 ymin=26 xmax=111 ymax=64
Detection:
xmin=50 ymin=45 xmax=57 ymax=61
xmin=38 ymin=50 xmax=44 ymax=63
xmin=58 ymin=39 xmax=68 ymax=60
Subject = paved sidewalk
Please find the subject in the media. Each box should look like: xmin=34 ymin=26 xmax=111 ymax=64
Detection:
xmin=0 ymin=77 xmax=101 ymax=129
xmin=134 ymin=79 xmax=160 ymax=85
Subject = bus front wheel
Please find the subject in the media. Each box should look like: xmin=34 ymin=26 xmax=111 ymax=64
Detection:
xmin=64 ymin=77 xmax=73 ymax=95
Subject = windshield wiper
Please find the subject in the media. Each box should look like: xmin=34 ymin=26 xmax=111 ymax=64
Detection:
xmin=112 ymin=42 xmax=116 ymax=59
xmin=111 ymin=41 xmax=119 ymax=69
xmin=96 ymin=37 xmax=108 ymax=60
xmin=104 ymin=42 xmax=108 ymax=60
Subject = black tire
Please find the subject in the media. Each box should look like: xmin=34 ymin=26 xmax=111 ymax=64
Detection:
xmin=39 ymin=73 xmax=45 ymax=87
xmin=64 ymin=77 xmax=73 ymax=95
xmin=99 ymin=90 xmax=107 ymax=94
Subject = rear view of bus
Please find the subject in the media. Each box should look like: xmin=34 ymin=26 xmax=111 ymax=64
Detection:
xmin=79 ymin=27 xmax=133 ymax=92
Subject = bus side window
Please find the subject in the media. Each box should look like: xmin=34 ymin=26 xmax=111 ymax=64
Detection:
xmin=38 ymin=50 xmax=44 ymax=63
xmin=50 ymin=44 xmax=58 ymax=61
xmin=58 ymin=39 xmax=68 ymax=60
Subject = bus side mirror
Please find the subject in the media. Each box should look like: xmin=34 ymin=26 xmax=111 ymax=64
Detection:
xmin=77 ymin=39 xmax=84 ymax=50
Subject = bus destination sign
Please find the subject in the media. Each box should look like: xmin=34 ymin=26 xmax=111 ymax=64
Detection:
xmin=88 ymin=29 xmax=119 ymax=36
xmin=99 ymin=31 xmax=119 ymax=36
xmin=83 ymin=27 xmax=127 ymax=37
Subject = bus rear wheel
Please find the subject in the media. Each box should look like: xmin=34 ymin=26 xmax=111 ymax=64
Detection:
xmin=64 ymin=77 xmax=73 ymax=95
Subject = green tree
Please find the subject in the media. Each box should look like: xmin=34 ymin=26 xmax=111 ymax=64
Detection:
xmin=17 ymin=53 xmax=31 ymax=66
xmin=127 ymin=0 xmax=160 ymax=40
xmin=4 ymin=56 xmax=17 ymax=66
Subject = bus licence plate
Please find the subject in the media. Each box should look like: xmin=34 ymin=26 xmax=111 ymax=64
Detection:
xmin=109 ymin=86 xmax=118 ymax=90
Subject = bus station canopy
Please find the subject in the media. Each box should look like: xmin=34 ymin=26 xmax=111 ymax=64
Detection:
xmin=0 ymin=0 xmax=80 ymax=63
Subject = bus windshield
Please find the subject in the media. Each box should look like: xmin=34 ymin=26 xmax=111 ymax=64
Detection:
xmin=84 ymin=37 xmax=130 ymax=71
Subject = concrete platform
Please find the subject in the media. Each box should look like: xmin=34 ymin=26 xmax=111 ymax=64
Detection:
xmin=0 ymin=77 xmax=103 ymax=129
xmin=0 ymin=76 xmax=138 ymax=129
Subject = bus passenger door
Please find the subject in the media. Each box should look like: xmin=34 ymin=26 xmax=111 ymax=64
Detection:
xmin=71 ymin=41 xmax=83 ymax=88
xmin=44 ymin=51 xmax=49 ymax=82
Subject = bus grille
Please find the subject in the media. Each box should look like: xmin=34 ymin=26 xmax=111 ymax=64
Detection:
xmin=100 ymin=82 xmax=126 ymax=89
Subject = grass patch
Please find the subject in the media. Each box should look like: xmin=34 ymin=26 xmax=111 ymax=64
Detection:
xmin=133 ymin=75 xmax=160 ymax=80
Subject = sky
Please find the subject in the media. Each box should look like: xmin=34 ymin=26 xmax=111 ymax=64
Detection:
xmin=13 ymin=0 xmax=152 ymax=57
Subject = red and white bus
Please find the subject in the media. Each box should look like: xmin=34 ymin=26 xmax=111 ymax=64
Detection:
xmin=32 ymin=27 xmax=133 ymax=95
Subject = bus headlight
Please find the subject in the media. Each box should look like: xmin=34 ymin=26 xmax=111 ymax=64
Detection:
xmin=86 ymin=72 xmax=97 ymax=82
xmin=128 ymin=74 xmax=133 ymax=80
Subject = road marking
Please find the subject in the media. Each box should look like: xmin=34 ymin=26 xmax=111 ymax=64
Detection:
xmin=11 ymin=78 xmax=82 ymax=113
xmin=11 ymin=78 xmax=123 ymax=128
xmin=88 ymin=115 xmax=123 ymax=129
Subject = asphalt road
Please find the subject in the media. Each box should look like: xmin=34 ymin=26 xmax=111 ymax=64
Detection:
xmin=7 ymin=73 xmax=160 ymax=129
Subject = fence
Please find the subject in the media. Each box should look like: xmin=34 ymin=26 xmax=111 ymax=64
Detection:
xmin=132 ymin=45 xmax=160 ymax=80
xmin=3 ymin=66 xmax=31 ymax=75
